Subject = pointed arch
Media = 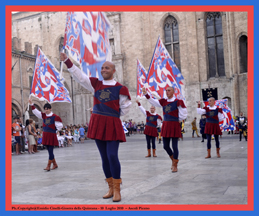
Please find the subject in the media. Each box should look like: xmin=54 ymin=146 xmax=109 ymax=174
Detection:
xmin=163 ymin=14 xmax=181 ymax=71
xmin=239 ymin=35 xmax=247 ymax=73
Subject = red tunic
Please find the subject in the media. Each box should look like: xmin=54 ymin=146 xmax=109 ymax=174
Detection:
xmin=160 ymin=99 xmax=186 ymax=138
xmin=32 ymin=105 xmax=62 ymax=146
xmin=204 ymin=107 xmax=223 ymax=135
xmin=144 ymin=111 xmax=162 ymax=137
xmin=87 ymin=78 xmax=131 ymax=142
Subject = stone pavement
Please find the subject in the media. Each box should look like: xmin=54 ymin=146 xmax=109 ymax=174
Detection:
xmin=11 ymin=133 xmax=247 ymax=205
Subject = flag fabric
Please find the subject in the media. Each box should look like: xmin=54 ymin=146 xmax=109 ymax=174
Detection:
xmin=63 ymin=12 xmax=111 ymax=80
xmin=146 ymin=36 xmax=185 ymax=100
xmin=122 ymin=122 xmax=128 ymax=134
xmin=136 ymin=59 xmax=149 ymax=97
xmin=30 ymin=48 xmax=72 ymax=103
xmin=204 ymin=99 xmax=235 ymax=131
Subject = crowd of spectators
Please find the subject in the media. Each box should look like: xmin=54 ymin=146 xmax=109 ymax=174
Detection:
xmin=12 ymin=118 xmax=90 ymax=155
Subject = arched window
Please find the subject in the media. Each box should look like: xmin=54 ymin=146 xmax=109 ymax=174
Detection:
xmin=59 ymin=37 xmax=64 ymax=53
xmin=223 ymin=96 xmax=231 ymax=110
xmin=239 ymin=35 xmax=247 ymax=73
xmin=12 ymin=103 xmax=21 ymax=119
xmin=12 ymin=106 xmax=19 ymax=120
xmin=206 ymin=12 xmax=225 ymax=78
xmin=164 ymin=15 xmax=181 ymax=71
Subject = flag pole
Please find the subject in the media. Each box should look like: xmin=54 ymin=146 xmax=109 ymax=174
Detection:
xmin=60 ymin=49 xmax=65 ymax=82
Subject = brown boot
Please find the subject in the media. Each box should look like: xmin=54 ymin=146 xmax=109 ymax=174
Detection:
xmin=103 ymin=177 xmax=113 ymax=199
xmin=51 ymin=158 xmax=58 ymax=170
xmin=145 ymin=149 xmax=151 ymax=157
xmin=153 ymin=149 xmax=157 ymax=157
xmin=205 ymin=149 xmax=211 ymax=159
xmin=216 ymin=148 xmax=221 ymax=158
xmin=169 ymin=155 xmax=174 ymax=171
xmin=172 ymin=159 xmax=179 ymax=172
xmin=113 ymin=178 xmax=122 ymax=202
xmin=44 ymin=160 xmax=52 ymax=171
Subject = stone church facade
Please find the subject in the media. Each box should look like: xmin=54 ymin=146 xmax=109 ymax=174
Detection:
xmin=11 ymin=11 xmax=248 ymax=131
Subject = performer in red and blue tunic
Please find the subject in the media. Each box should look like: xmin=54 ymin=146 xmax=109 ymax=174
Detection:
xmin=142 ymin=87 xmax=187 ymax=172
xmin=197 ymin=97 xmax=224 ymax=158
xmin=29 ymin=98 xmax=63 ymax=171
xmin=61 ymin=53 xmax=131 ymax=202
xmin=136 ymin=100 xmax=162 ymax=157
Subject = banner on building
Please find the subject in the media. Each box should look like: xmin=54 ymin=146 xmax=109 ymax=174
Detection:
xmin=30 ymin=47 xmax=72 ymax=103
xmin=202 ymin=88 xmax=218 ymax=101
xmin=63 ymin=12 xmax=111 ymax=80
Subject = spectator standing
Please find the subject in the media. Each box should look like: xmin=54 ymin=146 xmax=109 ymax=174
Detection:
xmin=28 ymin=119 xmax=37 ymax=154
xmin=12 ymin=116 xmax=22 ymax=155
xmin=235 ymin=112 xmax=247 ymax=141
xmin=73 ymin=127 xmax=80 ymax=143
xmin=180 ymin=120 xmax=185 ymax=141
xmin=79 ymin=126 xmax=85 ymax=143
xmin=199 ymin=114 xmax=207 ymax=142
xmin=25 ymin=119 xmax=31 ymax=153
xmin=17 ymin=118 xmax=25 ymax=154
xmin=191 ymin=117 xmax=200 ymax=138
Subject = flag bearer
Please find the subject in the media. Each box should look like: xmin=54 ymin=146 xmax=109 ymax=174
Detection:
xmin=60 ymin=53 xmax=131 ymax=202
xmin=142 ymin=86 xmax=187 ymax=172
xmin=136 ymin=99 xmax=162 ymax=157
xmin=197 ymin=98 xmax=224 ymax=158
xmin=29 ymin=98 xmax=63 ymax=171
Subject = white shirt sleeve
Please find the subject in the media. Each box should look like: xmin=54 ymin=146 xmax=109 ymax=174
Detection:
xmin=157 ymin=119 xmax=162 ymax=127
xmin=119 ymin=95 xmax=132 ymax=116
xmin=138 ymin=105 xmax=147 ymax=117
xmin=55 ymin=121 xmax=63 ymax=131
xmin=145 ymin=94 xmax=162 ymax=107
xmin=178 ymin=106 xmax=188 ymax=121
xmin=68 ymin=65 xmax=94 ymax=94
xmin=31 ymin=105 xmax=43 ymax=119
xmin=197 ymin=108 xmax=206 ymax=115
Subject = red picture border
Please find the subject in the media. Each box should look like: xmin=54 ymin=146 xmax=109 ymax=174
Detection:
xmin=6 ymin=5 xmax=254 ymax=211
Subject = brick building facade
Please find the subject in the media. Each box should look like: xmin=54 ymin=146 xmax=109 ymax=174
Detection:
xmin=11 ymin=11 xmax=248 ymax=131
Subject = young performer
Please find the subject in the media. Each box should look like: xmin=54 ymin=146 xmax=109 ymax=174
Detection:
xmin=197 ymin=98 xmax=224 ymax=158
xmin=136 ymin=99 xmax=162 ymax=157
xmin=60 ymin=53 xmax=131 ymax=202
xmin=142 ymin=87 xmax=187 ymax=172
xmin=29 ymin=98 xmax=63 ymax=171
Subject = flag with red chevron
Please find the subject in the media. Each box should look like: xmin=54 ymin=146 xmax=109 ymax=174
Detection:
xmin=30 ymin=47 xmax=72 ymax=103
xmin=63 ymin=12 xmax=111 ymax=80
xmin=137 ymin=59 xmax=149 ymax=97
xmin=146 ymin=36 xmax=185 ymax=100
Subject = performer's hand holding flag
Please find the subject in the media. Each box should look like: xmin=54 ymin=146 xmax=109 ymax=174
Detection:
xmin=30 ymin=47 xmax=72 ymax=103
